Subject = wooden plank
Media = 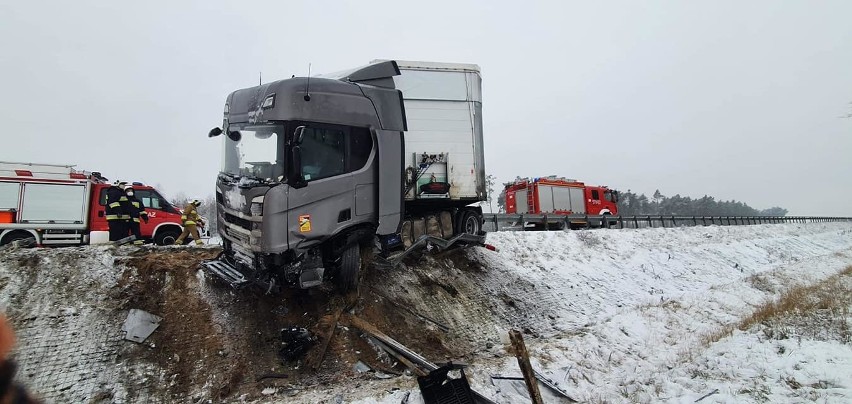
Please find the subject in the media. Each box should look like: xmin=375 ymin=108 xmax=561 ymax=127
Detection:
xmin=509 ymin=330 xmax=544 ymax=404
xmin=305 ymin=306 xmax=344 ymax=371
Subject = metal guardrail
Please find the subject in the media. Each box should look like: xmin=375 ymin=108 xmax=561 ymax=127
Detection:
xmin=482 ymin=213 xmax=852 ymax=232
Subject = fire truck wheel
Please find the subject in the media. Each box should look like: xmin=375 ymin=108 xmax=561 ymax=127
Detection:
xmin=0 ymin=231 xmax=34 ymax=246
xmin=458 ymin=210 xmax=482 ymax=235
xmin=154 ymin=229 xmax=181 ymax=246
xmin=335 ymin=242 xmax=361 ymax=294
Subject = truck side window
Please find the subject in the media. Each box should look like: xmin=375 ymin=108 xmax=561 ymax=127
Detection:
xmin=300 ymin=127 xmax=346 ymax=181
xmin=591 ymin=190 xmax=600 ymax=200
xmin=349 ymin=127 xmax=373 ymax=172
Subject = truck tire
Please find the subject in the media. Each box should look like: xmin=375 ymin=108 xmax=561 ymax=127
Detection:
xmin=457 ymin=210 xmax=482 ymax=236
xmin=0 ymin=230 xmax=34 ymax=246
xmin=335 ymin=242 xmax=361 ymax=294
xmin=154 ymin=228 xmax=181 ymax=246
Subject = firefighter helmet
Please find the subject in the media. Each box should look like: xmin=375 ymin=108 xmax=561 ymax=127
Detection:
xmin=191 ymin=198 xmax=202 ymax=206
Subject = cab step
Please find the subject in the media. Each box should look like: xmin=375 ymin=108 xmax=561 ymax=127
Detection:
xmin=201 ymin=259 xmax=249 ymax=288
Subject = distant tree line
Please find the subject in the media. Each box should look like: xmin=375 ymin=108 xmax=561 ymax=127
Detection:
xmin=617 ymin=189 xmax=788 ymax=217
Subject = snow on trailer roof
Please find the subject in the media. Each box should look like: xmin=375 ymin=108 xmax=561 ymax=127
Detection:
xmin=371 ymin=59 xmax=481 ymax=73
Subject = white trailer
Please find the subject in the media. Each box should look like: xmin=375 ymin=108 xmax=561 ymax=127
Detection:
xmin=378 ymin=60 xmax=486 ymax=203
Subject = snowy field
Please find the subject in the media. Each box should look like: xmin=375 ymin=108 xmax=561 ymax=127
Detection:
xmin=1 ymin=222 xmax=851 ymax=403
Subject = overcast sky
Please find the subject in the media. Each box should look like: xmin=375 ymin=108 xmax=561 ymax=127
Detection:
xmin=2 ymin=1 xmax=850 ymax=215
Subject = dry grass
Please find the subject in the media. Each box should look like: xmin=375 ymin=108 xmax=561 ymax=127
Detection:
xmin=702 ymin=265 xmax=852 ymax=346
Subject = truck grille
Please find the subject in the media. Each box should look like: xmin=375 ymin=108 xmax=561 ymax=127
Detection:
xmin=224 ymin=227 xmax=250 ymax=245
xmin=225 ymin=212 xmax=253 ymax=231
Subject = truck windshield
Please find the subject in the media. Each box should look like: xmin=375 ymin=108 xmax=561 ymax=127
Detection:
xmin=221 ymin=124 xmax=286 ymax=182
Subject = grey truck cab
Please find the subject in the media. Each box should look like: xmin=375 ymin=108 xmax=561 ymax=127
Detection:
xmin=205 ymin=60 xmax=486 ymax=292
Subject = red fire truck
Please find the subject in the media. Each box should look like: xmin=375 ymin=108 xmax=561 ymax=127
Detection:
xmin=503 ymin=176 xmax=619 ymax=228
xmin=0 ymin=162 xmax=185 ymax=246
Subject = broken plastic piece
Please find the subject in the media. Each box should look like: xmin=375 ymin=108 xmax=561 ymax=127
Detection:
xmin=122 ymin=309 xmax=162 ymax=343
xmin=352 ymin=360 xmax=371 ymax=373
xmin=279 ymin=327 xmax=314 ymax=362
xmin=417 ymin=362 xmax=475 ymax=404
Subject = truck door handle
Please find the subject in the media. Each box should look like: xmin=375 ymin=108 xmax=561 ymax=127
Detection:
xmin=98 ymin=211 xmax=104 ymax=217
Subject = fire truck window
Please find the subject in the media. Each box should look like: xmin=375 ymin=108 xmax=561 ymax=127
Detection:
xmin=349 ymin=127 xmax=373 ymax=172
xmin=0 ymin=182 xmax=20 ymax=210
xmin=591 ymin=190 xmax=600 ymax=200
xmin=300 ymin=127 xmax=346 ymax=181
xmin=98 ymin=189 xmax=108 ymax=206
xmin=134 ymin=190 xmax=162 ymax=210
xmin=605 ymin=191 xmax=618 ymax=203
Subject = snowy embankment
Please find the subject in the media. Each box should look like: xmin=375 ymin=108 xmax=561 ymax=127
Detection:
xmin=356 ymin=222 xmax=852 ymax=404
xmin=466 ymin=223 xmax=852 ymax=403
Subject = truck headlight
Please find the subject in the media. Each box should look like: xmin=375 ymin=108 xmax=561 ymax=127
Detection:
xmin=250 ymin=202 xmax=263 ymax=216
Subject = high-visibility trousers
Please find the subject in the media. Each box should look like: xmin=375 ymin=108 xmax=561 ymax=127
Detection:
xmin=175 ymin=224 xmax=203 ymax=245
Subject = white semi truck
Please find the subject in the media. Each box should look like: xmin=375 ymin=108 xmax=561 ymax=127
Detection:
xmin=203 ymin=60 xmax=487 ymax=292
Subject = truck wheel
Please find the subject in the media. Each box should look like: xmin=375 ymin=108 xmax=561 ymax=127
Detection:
xmin=154 ymin=229 xmax=181 ymax=246
xmin=335 ymin=242 xmax=361 ymax=294
xmin=457 ymin=210 xmax=482 ymax=235
xmin=0 ymin=231 xmax=34 ymax=246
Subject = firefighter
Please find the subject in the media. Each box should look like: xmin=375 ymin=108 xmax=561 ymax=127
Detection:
xmin=104 ymin=181 xmax=129 ymax=242
xmin=125 ymin=186 xmax=149 ymax=246
xmin=174 ymin=198 xmax=204 ymax=246
xmin=0 ymin=314 xmax=41 ymax=403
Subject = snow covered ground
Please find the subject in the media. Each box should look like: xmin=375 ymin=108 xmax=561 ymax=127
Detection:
xmin=351 ymin=223 xmax=852 ymax=404
xmin=1 ymin=222 xmax=850 ymax=403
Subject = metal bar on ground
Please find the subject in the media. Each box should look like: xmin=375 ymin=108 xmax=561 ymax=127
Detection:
xmin=345 ymin=315 xmax=497 ymax=404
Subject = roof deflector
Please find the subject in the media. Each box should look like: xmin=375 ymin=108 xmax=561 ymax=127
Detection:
xmin=339 ymin=60 xmax=401 ymax=85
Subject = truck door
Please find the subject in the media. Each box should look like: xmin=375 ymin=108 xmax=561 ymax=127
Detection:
xmin=134 ymin=188 xmax=181 ymax=237
xmin=587 ymin=188 xmax=602 ymax=214
xmin=287 ymin=125 xmax=376 ymax=251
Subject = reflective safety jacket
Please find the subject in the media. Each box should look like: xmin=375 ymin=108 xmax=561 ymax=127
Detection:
xmin=127 ymin=195 xmax=148 ymax=223
xmin=181 ymin=203 xmax=201 ymax=226
xmin=105 ymin=186 xmax=129 ymax=221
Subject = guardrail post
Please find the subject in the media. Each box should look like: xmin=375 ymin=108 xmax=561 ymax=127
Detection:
xmin=618 ymin=215 xmax=624 ymax=229
xmin=585 ymin=215 xmax=591 ymax=229
xmin=646 ymin=215 xmax=653 ymax=228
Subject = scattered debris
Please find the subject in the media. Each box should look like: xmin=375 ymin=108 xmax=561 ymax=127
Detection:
xmin=113 ymin=235 xmax=137 ymax=246
xmin=255 ymin=373 xmax=289 ymax=382
xmin=121 ymin=309 xmax=162 ymax=343
xmin=345 ymin=315 xmax=497 ymax=404
xmin=353 ymin=360 xmax=371 ymax=373
xmin=491 ymin=372 xmax=577 ymax=402
xmin=279 ymin=327 xmax=314 ymax=362
xmin=417 ymin=362 xmax=475 ymax=404
xmin=261 ymin=387 xmax=277 ymax=396
xmin=695 ymin=388 xmax=719 ymax=402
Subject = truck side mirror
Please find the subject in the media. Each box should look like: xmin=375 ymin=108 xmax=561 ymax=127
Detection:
xmin=208 ymin=127 xmax=223 ymax=138
xmin=289 ymin=145 xmax=307 ymax=189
